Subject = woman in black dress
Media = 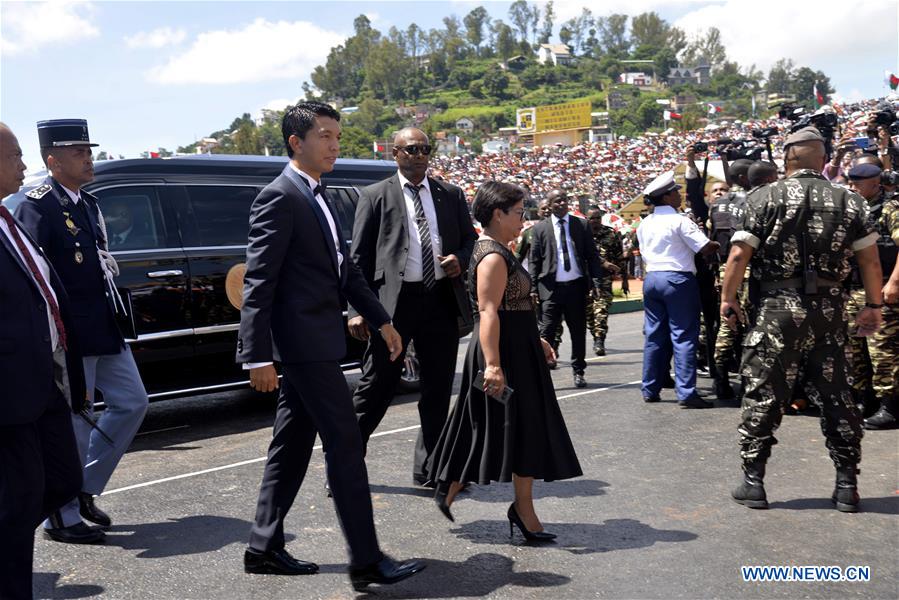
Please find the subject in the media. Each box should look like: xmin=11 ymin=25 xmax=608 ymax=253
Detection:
xmin=426 ymin=181 xmax=582 ymax=541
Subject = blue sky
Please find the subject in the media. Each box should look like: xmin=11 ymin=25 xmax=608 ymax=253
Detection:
xmin=2 ymin=0 xmax=896 ymax=171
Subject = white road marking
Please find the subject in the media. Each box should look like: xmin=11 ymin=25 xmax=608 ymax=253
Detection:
xmin=103 ymin=382 xmax=642 ymax=496
xmin=135 ymin=425 xmax=190 ymax=437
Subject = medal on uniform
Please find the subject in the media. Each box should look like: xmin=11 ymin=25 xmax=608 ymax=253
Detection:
xmin=63 ymin=211 xmax=80 ymax=236
xmin=74 ymin=250 xmax=83 ymax=264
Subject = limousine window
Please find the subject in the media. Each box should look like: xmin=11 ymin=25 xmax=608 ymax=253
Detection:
xmin=94 ymin=186 xmax=167 ymax=251
xmin=327 ymin=187 xmax=359 ymax=240
xmin=180 ymin=185 xmax=258 ymax=247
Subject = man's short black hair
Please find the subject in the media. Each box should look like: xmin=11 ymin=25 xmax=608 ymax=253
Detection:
xmin=747 ymin=161 xmax=778 ymax=187
xmin=282 ymin=101 xmax=341 ymax=158
xmin=472 ymin=181 xmax=525 ymax=227
xmin=728 ymin=159 xmax=754 ymax=182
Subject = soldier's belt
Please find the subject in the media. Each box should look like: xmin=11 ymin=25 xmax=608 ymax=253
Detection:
xmin=759 ymin=277 xmax=841 ymax=292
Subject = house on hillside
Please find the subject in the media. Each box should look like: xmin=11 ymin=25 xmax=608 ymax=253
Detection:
xmin=537 ymin=44 xmax=574 ymax=66
xmin=667 ymin=62 xmax=711 ymax=87
xmin=619 ymin=72 xmax=653 ymax=87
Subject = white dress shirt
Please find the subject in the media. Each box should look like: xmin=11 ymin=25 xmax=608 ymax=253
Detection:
xmin=244 ymin=165 xmax=345 ymax=371
xmin=0 ymin=215 xmax=60 ymax=350
xmin=551 ymin=213 xmax=583 ymax=282
xmin=397 ymin=171 xmax=444 ymax=282
xmin=636 ymin=206 xmax=710 ymax=274
xmin=291 ymin=164 xmax=343 ymax=270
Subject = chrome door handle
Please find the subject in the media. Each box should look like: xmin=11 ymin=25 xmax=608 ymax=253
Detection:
xmin=147 ymin=270 xmax=183 ymax=278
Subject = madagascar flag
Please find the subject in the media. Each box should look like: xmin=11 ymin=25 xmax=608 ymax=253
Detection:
xmin=813 ymin=82 xmax=824 ymax=106
xmin=885 ymin=70 xmax=899 ymax=90
xmin=663 ymin=110 xmax=682 ymax=121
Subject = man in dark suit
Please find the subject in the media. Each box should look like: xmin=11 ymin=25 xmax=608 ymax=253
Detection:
xmin=348 ymin=127 xmax=476 ymax=486
xmin=237 ymin=102 xmax=424 ymax=591
xmin=528 ymin=189 xmax=604 ymax=388
xmin=14 ymin=119 xmax=148 ymax=545
xmin=0 ymin=122 xmax=84 ymax=600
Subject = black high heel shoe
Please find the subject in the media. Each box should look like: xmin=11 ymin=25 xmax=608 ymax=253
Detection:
xmin=507 ymin=503 xmax=556 ymax=541
xmin=435 ymin=484 xmax=454 ymax=523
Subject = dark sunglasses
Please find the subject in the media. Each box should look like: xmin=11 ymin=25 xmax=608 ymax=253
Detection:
xmin=397 ymin=144 xmax=432 ymax=156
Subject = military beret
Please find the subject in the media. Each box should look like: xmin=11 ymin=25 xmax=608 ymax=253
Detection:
xmin=783 ymin=126 xmax=824 ymax=149
xmin=847 ymin=163 xmax=882 ymax=180
xmin=643 ymin=171 xmax=681 ymax=198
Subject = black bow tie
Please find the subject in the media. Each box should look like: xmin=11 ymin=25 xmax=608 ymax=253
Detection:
xmin=312 ymin=182 xmax=327 ymax=197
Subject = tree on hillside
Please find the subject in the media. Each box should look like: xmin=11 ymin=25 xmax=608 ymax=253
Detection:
xmin=528 ymin=3 xmax=540 ymax=45
xmin=539 ymin=0 xmax=554 ymax=44
xmin=364 ymin=39 xmax=413 ymax=102
xmin=792 ymin=67 xmax=834 ymax=106
xmin=559 ymin=25 xmax=572 ymax=49
xmin=442 ymin=15 xmax=467 ymax=64
xmin=681 ymin=27 xmax=727 ymax=69
xmin=406 ymin=23 xmax=424 ymax=59
xmin=493 ymin=20 xmax=516 ymax=60
xmin=766 ymin=58 xmax=795 ymax=95
xmin=464 ymin=6 xmax=490 ymax=56
xmin=508 ymin=0 xmax=531 ymax=43
xmin=310 ymin=15 xmax=380 ymax=101
xmin=631 ymin=12 xmax=666 ymax=49
xmin=598 ymin=14 xmax=629 ymax=58
xmin=483 ymin=65 xmax=510 ymax=98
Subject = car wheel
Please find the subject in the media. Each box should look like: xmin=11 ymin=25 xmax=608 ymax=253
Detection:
xmin=397 ymin=341 xmax=421 ymax=393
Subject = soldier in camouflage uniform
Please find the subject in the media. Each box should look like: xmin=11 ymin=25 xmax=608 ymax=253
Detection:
xmin=720 ymin=127 xmax=883 ymax=513
xmin=844 ymin=163 xmax=898 ymax=429
xmin=585 ymin=207 xmax=626 ymax=356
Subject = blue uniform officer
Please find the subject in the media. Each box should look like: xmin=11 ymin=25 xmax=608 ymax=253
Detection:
xmin=636 ymin=172 xmax=720 ymax=408
xmin=13 ymin=119 xmax=148 ymax=544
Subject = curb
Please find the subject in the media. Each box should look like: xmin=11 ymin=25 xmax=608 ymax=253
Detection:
xmin=610 ymin=298 xmax=644 ymax=314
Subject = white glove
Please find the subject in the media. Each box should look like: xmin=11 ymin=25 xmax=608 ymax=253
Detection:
xmin=97 ymin=249 xmax=120 ymax=277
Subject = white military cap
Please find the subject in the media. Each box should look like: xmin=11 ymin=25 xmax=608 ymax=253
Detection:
xmin=643 ymin=171 xmax=681 ymax=198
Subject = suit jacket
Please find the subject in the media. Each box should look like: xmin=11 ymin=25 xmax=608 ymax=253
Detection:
xmin=13 ymin=177 xmax=123 ymax=356
xmin=528 ymin=214 xmax=604 ymax=301
xmin=1 ymin=208 xmax=85 ymax=425
xmin=237 ymin=164 xmax=391 ymax=364
xmin=348 ymin=174 xmax=476 ymax=327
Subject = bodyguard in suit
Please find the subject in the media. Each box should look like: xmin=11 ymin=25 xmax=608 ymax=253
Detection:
xmin=348 ymin=127 xmax=476 ymax=485
xmin=528 ymin=189 xmax=604 ymax=388
xmin=0 ymin=123 xmax=83 ymax=600
xmin=237 ymin=102 xmax=424 ymax=591
xmin=14 ymin=119 xmax=148 ymax=544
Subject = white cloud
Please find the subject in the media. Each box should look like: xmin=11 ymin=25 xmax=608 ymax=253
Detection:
xmin=672 ymin=0 xmax=895 ymax=76
xmin=146 ymin=18 xmax=345 ymax=85
xmin=830 ymin=89 xmax=866 ymax=105
xmin=124 ymin=27 xmax=186 ymax=49
xmin=0 ymin=0 xmax=99 ymax=55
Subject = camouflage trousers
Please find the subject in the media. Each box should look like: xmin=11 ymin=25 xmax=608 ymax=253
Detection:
xmin=738 ymin=290 xmax=862 ymax=468
xmin=586 ymin=279 xmax=614 ymax=341
xmin=714 ymin=270 xmax=750 ymax=373
xmin=847 ymin=289 xmax=899 ymax=402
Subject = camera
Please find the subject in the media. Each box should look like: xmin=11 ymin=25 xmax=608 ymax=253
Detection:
xmin=777 ymin=103 xmax=805 ymax=121
xmin=882 ymin=170 xmax=899 ymax=187
xmin=692 ymin=138 xmax=732 ymax=154
xmin=874 ymin=108 xmax=896 ymax=127
xmin=752 ymin=127 xmax=778 ymax=139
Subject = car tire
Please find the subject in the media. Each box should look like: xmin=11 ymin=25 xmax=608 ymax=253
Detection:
xmin=397 ymin=341 xmax=421 ymax=393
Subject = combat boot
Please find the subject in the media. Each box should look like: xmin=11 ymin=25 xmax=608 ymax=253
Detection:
xmin=864 ymin=398 xmax=898 ymax=430
xmin=732 ymin=460 xmax=768 ymax=509
xmin=831 ymin=466 xmax=860 ymax=513
xmin=593 ymin=337 xmax=605 ymax=356
xmin=713 ymin=375 xmax=735 ymax=400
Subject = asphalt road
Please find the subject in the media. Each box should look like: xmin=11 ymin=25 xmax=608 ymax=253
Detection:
xmin=33 ymin=312 xmax=898 ymax=599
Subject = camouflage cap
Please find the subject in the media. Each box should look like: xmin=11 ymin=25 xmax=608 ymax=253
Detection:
xmin=783 ymin=126 xmax=824 ymax=150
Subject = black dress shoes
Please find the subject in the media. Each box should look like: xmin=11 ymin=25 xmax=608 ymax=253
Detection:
xmin=244 ymin=548 xmax=319 ymax=575
xmin=573 ymin=372 xmax=587 ymax=388
xmin=679 ymin=395 xmax=713 ymax=409
xmin=79 ymin=493 xmax=111 ymax=527
xmin=43 ymin=522 xmax=106 ymax=544
xmin=661 ymin=373 xmax=676 ymax=388
xmin=349 ymin=555 xmax=426 ymax=592
xmin=643 ymin=395 xmax=661 ymax=403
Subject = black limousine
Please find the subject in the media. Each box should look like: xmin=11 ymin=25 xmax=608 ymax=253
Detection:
xmin=4 ymin=154 xmax=422 ymax=400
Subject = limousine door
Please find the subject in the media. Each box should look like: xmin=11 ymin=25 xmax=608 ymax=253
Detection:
xmin=92 ymin=184 xmax=193 ymax=378
xmin=167 ymin=184 xmax=258 ymax=381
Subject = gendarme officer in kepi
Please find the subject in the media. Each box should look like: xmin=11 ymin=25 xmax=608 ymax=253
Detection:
xmin=720 ymin=126 xmax=883 ymax=513
xmin=13 ymin=119 xmax=149 ymax=543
